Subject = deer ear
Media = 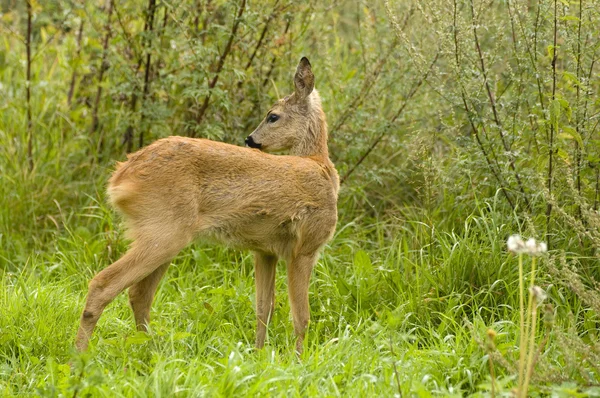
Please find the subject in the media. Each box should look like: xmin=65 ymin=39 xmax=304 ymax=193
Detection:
xmin=293 ymin=57 xmax=314 ymax=101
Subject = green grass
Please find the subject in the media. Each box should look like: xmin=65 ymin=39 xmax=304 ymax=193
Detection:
xmin=2 ymin=174 xmax=598 ymax=396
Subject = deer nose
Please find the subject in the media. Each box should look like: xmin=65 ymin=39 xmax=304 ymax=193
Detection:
xmin=245 ymin=136 xmax=262 ymax=149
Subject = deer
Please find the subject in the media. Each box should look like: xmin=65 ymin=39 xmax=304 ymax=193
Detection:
xmin=75 ymin=57 xmax=339 ymax=355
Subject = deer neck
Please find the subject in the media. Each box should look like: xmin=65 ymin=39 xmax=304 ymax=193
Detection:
xmin=289 ymin=108 xmax=339 ymax=194
xmin=290 ymin=107 xmax=330 ymax=161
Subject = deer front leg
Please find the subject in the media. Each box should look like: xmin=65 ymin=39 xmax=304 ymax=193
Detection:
xmin=254 ymin=252 xmax=278 ymax=349
xmin=286 ymin=252 xmax=318 ymax=355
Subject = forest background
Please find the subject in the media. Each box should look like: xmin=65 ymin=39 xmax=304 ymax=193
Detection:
xmin=1 ymin=0 xmax=600 ymax=395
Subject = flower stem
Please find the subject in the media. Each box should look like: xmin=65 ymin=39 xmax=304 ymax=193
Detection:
xmin=517 ymin=254 xmax=526 ymax=396
xmin=521 ymin=256 xmax=537 ymax=397
xmin=523 ymin=294 xmax=538 ymax=394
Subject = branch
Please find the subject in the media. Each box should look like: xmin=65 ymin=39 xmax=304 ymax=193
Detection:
xmin=261 ymin=16 xmax=292 ymax=88
xmin=340 ymin=51 xmax=439 ymax=185
xmin=89 ymin=0 xmax=114 ymax=137
xmin=26 ymin=0 xmax=33 ymax=171
xmin=453 ymin=0 xmax=514 ymax=208
xmin=190 ymin=0 xmax=247 ymax=137
xmin=138 ymin=0 xmax=157 ymax=149
xmin=330 ymin=38 xmax=398 ymax=139
xmin=546 ymin=0 xmax=558 ymax=245
xmin=470 ymin=0 xmax=530 ymax=209
xmin=245 ymin=0 xmax=280 ymax=71
xmin=67 ymin=19 xmax=85 ymax=108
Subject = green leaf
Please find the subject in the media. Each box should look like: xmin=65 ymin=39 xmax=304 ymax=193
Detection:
xmin=550 ymin=99 xmax=561 ymax=127
xmin=558 ymin=126 xmax=583 ymax=148
xmin=560 ymin=15 xmax=580 ymax=22
xmin=556 ymin=148 xmax=571 ymax=165
xmin=354 ymin=250 xmax=373 ymax=275
xmin=126 ymin=331 xmax=151 ymax=346
xmin=558 ymin=98 xmax=572 ymax=121
xmin=172 ymin=332 xmax=193 ymax=341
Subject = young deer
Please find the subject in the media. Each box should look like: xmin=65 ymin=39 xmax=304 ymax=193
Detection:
xmin=75 ymin=57 xmax=339 ymax=354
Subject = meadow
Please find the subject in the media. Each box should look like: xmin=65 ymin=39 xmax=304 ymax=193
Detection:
xmin=1 ymin=0 xmax=600 ymax=396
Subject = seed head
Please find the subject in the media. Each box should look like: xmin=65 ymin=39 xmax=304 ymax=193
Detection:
xmin=530 ymin=286 xmax=548 ymax=303
xmin=507 ymin=235 xmax=547 ymax=256
xmin=507 ymin=235 xmax=525 ymax=253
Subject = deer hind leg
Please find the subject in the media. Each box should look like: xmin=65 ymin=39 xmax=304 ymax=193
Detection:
xmin=75 ymin=234 xmax=188 ymax=351
xmin=287 ymin=252 xmax=318 ymax=355
xmin=254 ymin=252 xmax=278 ymax=349
xmin=129 ymin=262 xmax=170 ymax=332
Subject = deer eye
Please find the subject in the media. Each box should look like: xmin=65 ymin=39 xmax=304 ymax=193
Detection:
xmin=267 ymin=114 xmax=280 ymax=123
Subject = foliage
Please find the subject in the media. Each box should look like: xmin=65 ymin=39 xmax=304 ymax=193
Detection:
xmin=1 ymin=0 xmax=599 ymax=395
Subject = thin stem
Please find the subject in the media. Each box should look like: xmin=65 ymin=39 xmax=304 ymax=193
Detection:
xmin=594 ymin=168 xmax=600 ymax=211
xmin=340 ymin=51 xmax=439 ymax=184
xmin=330 ymin=38 xmax=398 ymax=141
xmin=546 ymin=0 xmax=558 ymax=246
xmin=26 ymin=0 xmax=33 ymax=171
xmin=520 ymin=257 xmax=538 ymax=397
xmin=90 ymin=0 xmax=114 ymax=137
xmin=523 ymin=293 xmax=539 ymax=395
xmin=574 ymin=0 xmax=584 ymax=214
xmin=469 ymin=0 xmax=530 ymax=209
xmin=138 ymin=0 xmax=157 ymax=149
xmin=517 ymin=254 xmax=526 ymax=395
xmin=191 ymin=0 xmax=246 ymax=136
xmin=488 ymin=352 xmax=496 ymax=398
xmin=450 ymin=0 xmax=514 ymax=208
xmin=67 ymin=19 xmax=84 ymax=108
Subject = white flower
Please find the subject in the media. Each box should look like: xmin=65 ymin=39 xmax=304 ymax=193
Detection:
xmin=507 ymin=235 xmax=548 ymax=256
xmin=507 ymin=235 xmax=525 ymax=253
xmin=530 ymin=286 xmax=547 ymax=302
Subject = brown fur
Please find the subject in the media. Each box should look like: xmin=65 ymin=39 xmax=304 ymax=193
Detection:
xmin=75 ymin=57 xmax=339 ymax=354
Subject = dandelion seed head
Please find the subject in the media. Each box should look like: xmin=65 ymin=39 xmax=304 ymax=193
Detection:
xmin=530 ymin=286 xmax=547 ymax=302
xmin=507 ymin=235 xmax=547 ymax=256
xmin=525 ymin=238 xmax=537 ymax=252
xmin=507 ymin=235 xmax=525 ymax=253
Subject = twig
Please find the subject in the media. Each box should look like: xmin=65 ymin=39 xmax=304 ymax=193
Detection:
xmin=235 ymin=0 xmax=284 ymax=93
xmin=26 ymin=0 xmax=33 ymax=171
xmin=514 ymin=2 xmax=546 ymax=112
xmin=241 ymin=15 xmax=293 ymax=135
xmin=545 ymin=0 xmax=558 ymax=246
xmin=245 ymin=1 xmax=280 ymax=72
xmin=340 ymin=51 xmax=439 ymax=184
xmin=451 ymin=0 xmax=514 ymax=208
xmin=470 ymin=0 xmax=530 ymax=210
xmin=388 ymin=338 xmax=404 ymax=397
xmin=31 ymin=8 xmax=73 ymax=62
xmin=574 ymin=0 xmax=584 ymax=214
xmin=89 ymin=0 xmax=114 ymax=137
xmin=67 ymin=19 xmax=85 ymax=108
xmin=330 ymin=38 xmax=398 ymax=139
xmin=119 ymin=0 xmax=154 ymax=152
xmin=113 ymin=1 xmax=142 ymax=63
xmin=138 ymin=0 xmax=157 ymax=149
xmin=190 ymin=0 xmax=247 ymax=137
xmin=261 ymin=16 xmax=292 ymax=88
